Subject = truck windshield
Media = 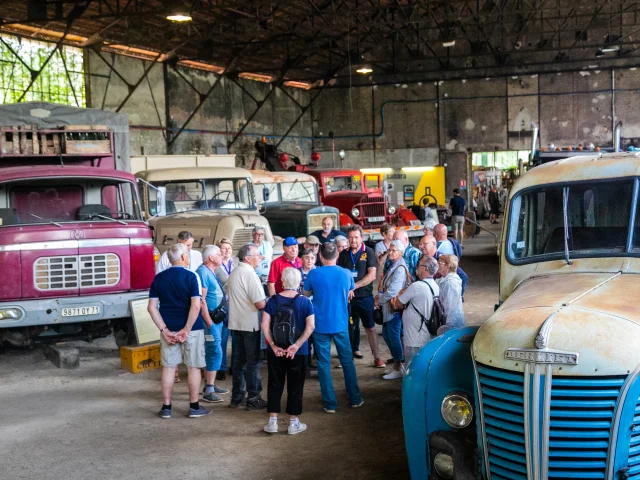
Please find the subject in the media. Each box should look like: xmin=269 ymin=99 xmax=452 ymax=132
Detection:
xmin=0 ymin=177 xmax=142 ymax=227
xmin=254 ymin=183 xmax=279 ymax=204
xmin=326 ymin=176 xmax=362 ymax=192
xmin=149 ymin=177 xmax=256 ymax=214
xmin=507 ymin=179 xmax=637 ymax=262
xmin=281 ymin=181 xmax=317 ymax=203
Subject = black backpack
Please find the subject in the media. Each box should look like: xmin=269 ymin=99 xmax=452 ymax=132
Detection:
xmin=411 ymin=281 xmax=447 ymax=336
xmin=271 ymin=294 xmax=301 ymax=348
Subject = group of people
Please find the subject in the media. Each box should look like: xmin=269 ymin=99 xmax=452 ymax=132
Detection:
xmin=146 ymin=215 xmax=467 ymax=435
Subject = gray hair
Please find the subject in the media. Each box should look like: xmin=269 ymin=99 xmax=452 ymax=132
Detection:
xmin=281 ymin=267 xmax=302 ymax=290
xmin=252 ymin=225 xmax=266 ymax=235
xmin=334 ymin=236 xmax=348 ymax=246
xmin=177 ymin=231 xmax=193 ymax=241
xmin=168 ymin=243 xmax=187 ymax=264
xmin=202 ymin=244 xmax=221 ymax=261
xmin=421 ymin=256 xmax=439 ymax=276
xmin=390 ymin=239 xmax=406 ymax=254
xmin=237 ymin=243 xmax=257 ymax=263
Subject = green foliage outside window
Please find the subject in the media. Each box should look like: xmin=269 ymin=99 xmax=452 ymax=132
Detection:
xmin=0 ymin=34 xmax=85 ymax=107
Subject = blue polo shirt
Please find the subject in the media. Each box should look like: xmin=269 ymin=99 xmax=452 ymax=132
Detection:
xmin=149 ymin=266 xmax=205 ymax=332
xmin=311 ymin=229 xmax=346 ymax=244
xmin=303 ymin=265 xmax=354 ymax=334
xmin=196 ymin=264 xmax=223 ymax=312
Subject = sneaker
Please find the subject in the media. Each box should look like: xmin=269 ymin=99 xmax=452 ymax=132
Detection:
xmin=263 ymin=420 xmax=279 ymax=434
xmin=374 ymin=358 xmax=385 ymax=368
xmin=335 ymin=363 xmax=343 ymax=369
xmin=385 ymin=358 xmax=394 ymax=365
xmin=288 ymin=422 xmax=307 ymax=435
xmin=229 ymin=399 xmax=246 ymax=409
xmin=202 ymin=392 xmax=224 ymax=403
xmin=323 ymin=407 xmax=336 ymax=414
xmin=216 ymin=371 xmax=226 ymax=381
xmin=383 ymin=369 xmax=404 ymax=380
xmin=309 ymin=363 xmax=318 ymax=371
xmin=351 ymin=399 xmax=365 ymax=408
xmin=188 ymin=406 xmax=211 ymax=418
xmin=246 ymin=397 xmax=268 ymax=411
xmin=214 ymin=385 xmax=229 ymax=394
xmin=157 ymin=407 xmax=171 ymax=419
xmin=353 ymin=351 xmax=364 ymax=359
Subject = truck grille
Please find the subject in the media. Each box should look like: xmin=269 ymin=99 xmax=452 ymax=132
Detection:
xmin=356 ymin=195 xmax=387 ymax=227
xmin=34 ymin=254 xmax=120 ymax=290
xmin=232 ymin=228 xmax=254 ymax=248
xmin=626 ymin=394 xmax=640 ymax=478
xmin=477 ymin=364 xmax=624 ymax=480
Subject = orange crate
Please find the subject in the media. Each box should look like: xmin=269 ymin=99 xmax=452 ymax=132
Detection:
xmin=120 ymin=343 xmax=161 ymax=374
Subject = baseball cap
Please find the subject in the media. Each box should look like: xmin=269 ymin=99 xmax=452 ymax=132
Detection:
xmin=283 ymin=237 xmax=298 ymax=247
xmin=305 ymin=235 xmax=320 ymax=245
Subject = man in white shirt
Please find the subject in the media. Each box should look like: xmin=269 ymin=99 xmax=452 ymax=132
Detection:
xmin=251 ymin=225 xmax=273 ymax=283
xmin=156 ymin=231 xmax=203 ymax=274
xmin=395 ymin=256 xmax=440 ymax=366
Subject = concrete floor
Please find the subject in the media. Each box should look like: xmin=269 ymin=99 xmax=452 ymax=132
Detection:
xmin=0 ymin=221 xmax=501 ymax=480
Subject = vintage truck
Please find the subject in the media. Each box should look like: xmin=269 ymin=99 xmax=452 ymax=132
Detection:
xmin=0 ymin=104 xmax=154 ymax=347
xmin=133 ymin=155 xmax=278 ymax=259
xmin=250 ymin=170 xmax=340 ymax=239
xmin=403 ymin=151 xmax=640 ymax=480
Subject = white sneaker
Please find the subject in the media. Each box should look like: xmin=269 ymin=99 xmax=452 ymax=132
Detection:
xmin=383 ymin=369 xmax=404 ymax=380
xmin=288 ymin=422 xmax=307 ymax=435
xmin=263 ymin=420 xmax=278 ymax=433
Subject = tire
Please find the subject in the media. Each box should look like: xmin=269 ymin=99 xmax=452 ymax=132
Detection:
xmin=113 ymin=318 xmax=136 ymax=347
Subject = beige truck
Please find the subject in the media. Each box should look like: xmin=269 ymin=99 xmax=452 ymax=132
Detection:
xmin=132 ymin=155 xmax=280 ymax=258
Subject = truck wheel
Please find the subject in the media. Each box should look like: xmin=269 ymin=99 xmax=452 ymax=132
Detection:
xmin=113 ymin=318 xmax=136 ymax=348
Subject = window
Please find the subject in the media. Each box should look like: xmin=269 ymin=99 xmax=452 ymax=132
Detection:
xmin=326 ymin=176 xmax=362 ymax=192
xmin=507 ymin=179 xmax=634 ymax=262
xmin=254 ymin=183 xmax=280 ymax=204
xmin=472 ymin=150 xmax=530 ymax=169
xmin=280 ymin=181 xmax=317 ymax=203
xmin=0 ymin=34 xmax=85 ymax=106
xmin=365 ymin=175 xmax=380 ymax=191
xmin=151 ymin=178 xmax=256 ymax=213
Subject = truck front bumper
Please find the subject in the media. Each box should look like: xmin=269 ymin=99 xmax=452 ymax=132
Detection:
xmin=0 ymin=291 xmax=149 ymax=328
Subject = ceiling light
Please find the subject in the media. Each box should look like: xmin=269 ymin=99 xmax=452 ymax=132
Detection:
xmin=601 ymin=45 xmax=620 ymax=53
xmin=360 ymin=168 xmax=392 ymax=174
xmin=356 ymin=66 xmax=373 ymax=74
xmin=401 ymin=166 xmax=436 ymax=172
xmin=166 ymin=13 xmax=192 ymax=22
xmin=442 ymin=40 xmax=456 ymax=48
xmin=595 ymin=49 xmax=605 ymax=58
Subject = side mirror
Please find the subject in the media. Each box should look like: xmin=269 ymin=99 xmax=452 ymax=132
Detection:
xmin=156 ymin=186 xmax=167 ymax=216
xmin=263 ymin=186 xmax=270 ymax=202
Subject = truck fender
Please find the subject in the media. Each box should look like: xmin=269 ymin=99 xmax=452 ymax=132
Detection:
xmin=339 ymin=212 xmax=355 ymax=227
xmin=402 ymin=326 xmax=479 ymax=480
xmin=397 ymin=208 xmax=419 ymax=226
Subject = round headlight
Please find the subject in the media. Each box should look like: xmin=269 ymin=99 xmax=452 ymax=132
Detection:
xmin=388 ymin=205 xmax=397 ymax=215
xmin=441 ymin=394 xmax=473 ymax=428
xmin=433 ymin=453 xmax=454 ymax=479
xmin=351 ymin=207 xmax=360 ymax=218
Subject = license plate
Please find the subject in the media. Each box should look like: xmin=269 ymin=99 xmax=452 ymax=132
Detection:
xmin=61 ymin=306 xmax=101 ymax=317
xmin=367 ymin=216 xmax=385 ymax=222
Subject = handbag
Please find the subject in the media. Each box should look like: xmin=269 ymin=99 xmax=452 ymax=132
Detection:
xmin=208 ymin=269 xmax=228 ymax=324
xmin=373 ymin=308 xmax=384 ymax=326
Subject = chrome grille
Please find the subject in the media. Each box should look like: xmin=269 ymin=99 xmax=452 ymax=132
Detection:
xmin=356 ymin=195 xmax=387 ymax=227
xmin=232 ymin=228 xmax=254 ymax=248
xmin=34 ymin=254 xmax=120 ymax=290
xmin=477 ymin=364 xmax=624 ymax=480
xmin=625 ymin=394 xmax=640 ymax=478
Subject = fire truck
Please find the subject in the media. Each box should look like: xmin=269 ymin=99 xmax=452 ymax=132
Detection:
xmin=0 ymin=103 xmax=154 ymax=347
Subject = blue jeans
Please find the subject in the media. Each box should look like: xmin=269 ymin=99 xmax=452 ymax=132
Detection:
xmin=314 ymin=331 xmax=362 ymax=410
xmin=382 ymin=313 xmax=404 ymax=362
xmin=204 ymin=322 xmax=223 ymax=372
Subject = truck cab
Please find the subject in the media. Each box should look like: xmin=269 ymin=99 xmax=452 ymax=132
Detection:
xmin=135 ymin=166 xmax=278 ymax=258
xmin=0 ymin=126 xmax=154 ymax=347
xmin=250 ymin=170 xmax=340 ymax=239
xmin=403 ymin=152 xmax=640 ymax=480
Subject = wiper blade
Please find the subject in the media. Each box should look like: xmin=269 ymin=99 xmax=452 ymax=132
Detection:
xmin=28 ymin=213 xmax=62 ymax=228
xmin=562 ymin=187 xmax=572 ymax=265
xmin=93 ymin=214 xmax=128 ymax=225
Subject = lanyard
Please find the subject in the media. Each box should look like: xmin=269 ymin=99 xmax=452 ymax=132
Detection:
xmin=222 ymin=260 xmax=232 ymax=275
xmin=349 ymin=244 xmax=364 ymax=270
xmin=285 ymin=256 xmax=298 ymax=268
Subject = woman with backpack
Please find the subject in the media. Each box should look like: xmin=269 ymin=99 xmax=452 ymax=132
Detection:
xmin=261 ymin=268 xmax=315 ymax=435
xmin=375 ymin=240 xmax=412 ymax=380
xmin=436 ymin=254 xmax=466 ymax=328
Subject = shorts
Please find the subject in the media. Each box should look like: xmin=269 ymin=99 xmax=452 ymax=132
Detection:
xmin=160 ymin=329 xmax=206 ymax=368
xmin=351 ymin=296 xmax=375 ymax=329
xmin=204 ymin=322 xmax=223 ymax=372
xmin=452 ymin=215 xmax=465 ymax=231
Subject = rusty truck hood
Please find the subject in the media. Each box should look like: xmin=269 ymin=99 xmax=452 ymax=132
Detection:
xmin=473 ymin=273 xmax=640 ymax=376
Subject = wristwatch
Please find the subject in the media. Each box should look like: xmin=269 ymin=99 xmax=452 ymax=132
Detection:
xmin=160 ymin=327 xmax=167 ymax=334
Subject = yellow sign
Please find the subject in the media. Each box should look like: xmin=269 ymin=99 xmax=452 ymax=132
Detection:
xmin=129 ymin=298 xmax=160 ymax=346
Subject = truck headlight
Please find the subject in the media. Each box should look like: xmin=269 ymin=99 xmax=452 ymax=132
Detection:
xmin=441 ymin=394 xmax=473 ymax=428
xmin=351 ymin=207 xmax=360 ymax=218
xmin=0 ymin=307 xmax=23 ymax=321
xmin=388 ymin=205 xmax=396 ymax=214
xmin=433 ymin=453 xmax=454 ymax=479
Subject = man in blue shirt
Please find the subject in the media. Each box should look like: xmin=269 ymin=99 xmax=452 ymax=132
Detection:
xmin=448 ymin=188 xmax=467 ymax=245
xmin=303 ymin=242 xmax=364 ymax=413
xmin=393 ymin=229 xmax=421 ymax=281
xmin=196 ymin=245 xmax=230 ymax=404
xmin=310 ymin=216 xmax=346 ymax=244
xmin=148 ymin=243 xmax=210 ymax=419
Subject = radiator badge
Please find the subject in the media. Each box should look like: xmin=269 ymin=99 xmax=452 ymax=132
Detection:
xmin=504 ymin=348 xmax=579 ymax=365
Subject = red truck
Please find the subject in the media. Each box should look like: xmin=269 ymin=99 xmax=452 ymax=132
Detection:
xmin=0 ymin=124 xmax=155 ymax=347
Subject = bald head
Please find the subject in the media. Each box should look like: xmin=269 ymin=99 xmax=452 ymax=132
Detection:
xmin=434 ymin=224 xmax=448 ymax=241
xmin=393 ymin=229 xmax=409 ymax=247
xmin=418 ymin=235 xmax=437 ymax=258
